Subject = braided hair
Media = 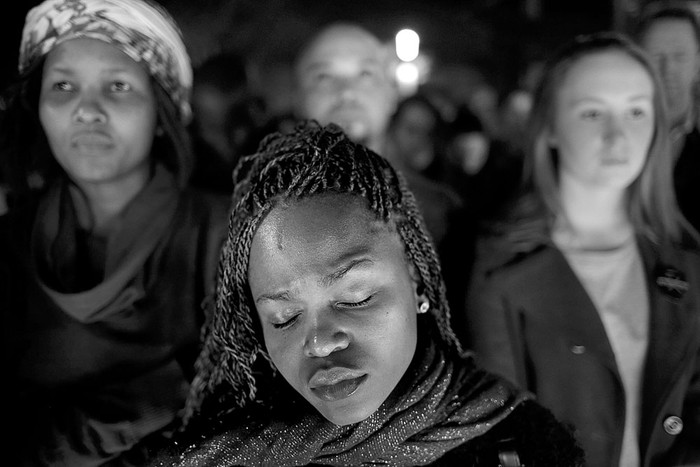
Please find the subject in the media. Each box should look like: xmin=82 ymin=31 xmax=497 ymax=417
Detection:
xmin=183 ymin=121 xmax=464 ymax=424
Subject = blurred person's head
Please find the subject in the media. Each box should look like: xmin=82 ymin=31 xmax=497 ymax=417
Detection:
xmin=6 ymin=0 xmax=193 ymax=199
xmin=528 ymin=32 xmax=684 ymax=242
xmin=387 ymin=93 xmax=445 ymax=172
xmin=294 ymin=23 xmax=398 ymax=153
xmin=445 ymin=105 xmax=490 ymax=176
xmin=637 ymin=3 xmax=700 ymax=127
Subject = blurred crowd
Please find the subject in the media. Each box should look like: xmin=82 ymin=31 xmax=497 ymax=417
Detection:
xmin=2 ymin=0 xmax=700 ymax=466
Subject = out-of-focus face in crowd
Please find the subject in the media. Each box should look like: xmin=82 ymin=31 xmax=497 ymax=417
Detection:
xmin=295 ymin=24 xmax=398 ymax=152
xmin=449 ymin=132 xmax=490 ymax=175
xmin=640 ymin=17 xmax=700 ymax=126
xmin=550 ymin=48 xmax=655 ymax=191
xmin=390 ymin=100 xmax=438 ymax=171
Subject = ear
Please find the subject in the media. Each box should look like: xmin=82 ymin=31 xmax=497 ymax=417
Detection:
xmin=413 ymin=282 xmax=430 ymax=315
xmin=416 ymin=296 xmax=430 ymax=314
xmin=408 ymin=263 xmax=430 ymax=314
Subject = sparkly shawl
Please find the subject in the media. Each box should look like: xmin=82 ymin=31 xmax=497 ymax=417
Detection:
xmin=157 ymin=336 xmax=529 ymax=467
xmin=19 ymin=0 xmax=192 ymax=122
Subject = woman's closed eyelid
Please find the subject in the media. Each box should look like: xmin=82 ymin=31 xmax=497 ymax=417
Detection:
xmin=270 ymin=310 xmax=302 ymax=329
xmin=335 ymin=294 xmax=375 ymax=309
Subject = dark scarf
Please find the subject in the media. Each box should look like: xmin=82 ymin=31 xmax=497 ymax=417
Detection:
xmin=31 ymin=166 xmax=180 ymax=323
xmin=159 ymin=338 xmax=529 ymax=466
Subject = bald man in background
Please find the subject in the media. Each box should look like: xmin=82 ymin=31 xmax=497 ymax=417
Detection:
xmin=294 ymin=23 xmax=474 ymax=333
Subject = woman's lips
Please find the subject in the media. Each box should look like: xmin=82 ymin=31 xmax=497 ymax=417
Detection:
xmin=309 ymin=368 xmax=368 ymax=402
xmin=72 ymin=132 xmax=113 ymax=149
xmin=310 ymin=374 xmax=368 ymax=402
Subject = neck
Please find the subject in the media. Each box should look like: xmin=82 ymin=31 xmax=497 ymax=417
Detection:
xmin=555 ymin=176 xmax=633 ymax=250
xmin=70 ymin=169 xmax=150 ymax=235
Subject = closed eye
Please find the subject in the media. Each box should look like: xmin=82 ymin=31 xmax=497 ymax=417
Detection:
xmin=272 ymin=313 xmax=300 ymax=330
xmin=336 ymin=295 xmax=374 ymax=309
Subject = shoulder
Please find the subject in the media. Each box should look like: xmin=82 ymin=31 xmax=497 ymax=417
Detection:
xmin=433 ymin=400 xmax=585 ymax=466
xmin=473 ymin=192 xmax=552 ymax=278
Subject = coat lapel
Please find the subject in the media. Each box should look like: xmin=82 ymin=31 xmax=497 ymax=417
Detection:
xmin=638 ymin=238 xmax=699 ymax=452
xmin=528 ymin=247 xmax=620 ymax=375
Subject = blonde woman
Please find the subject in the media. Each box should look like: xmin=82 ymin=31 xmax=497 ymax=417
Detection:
xmin=465 ymin=32 xmax=700 ymax=467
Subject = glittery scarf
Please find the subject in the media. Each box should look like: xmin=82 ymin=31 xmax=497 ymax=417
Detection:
xmin=160 ymin=338 xmax=529 ymax=466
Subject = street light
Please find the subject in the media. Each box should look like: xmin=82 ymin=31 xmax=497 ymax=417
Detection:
xmin=395 ymin=28 xmax=420 ymax=62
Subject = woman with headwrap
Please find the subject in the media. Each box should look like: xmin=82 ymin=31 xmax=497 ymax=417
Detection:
xmin=0 ymin=1 xmax=229 ymax=465
xmin=151 ymin=122 xmax=584 ymax=466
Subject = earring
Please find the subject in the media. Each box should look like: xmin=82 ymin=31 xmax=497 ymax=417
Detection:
xmin=418 ymin=301 xmax=429 ymax=314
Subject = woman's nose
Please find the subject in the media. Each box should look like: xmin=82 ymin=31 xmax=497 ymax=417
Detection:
xmin=73 ymin=95 xmax=107 ymax=124
xmin=303 ymin=314 xmax=350 ymax=358
xmin=604 ymin=116 xmax=625 ymax=143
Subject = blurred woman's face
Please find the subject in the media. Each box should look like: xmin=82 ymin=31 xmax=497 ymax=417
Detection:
xmin=39 ymin=38 xmax=157 ymax=193
xmin=248 ymin=194 xmax=420 ymax=426
xmin=391 ymin=103 xmax=437 ymax=171
xmin=550 ymin=49 xmax=655 ymax=190
xmin=450 ymin=132 xmax=490 ymax=175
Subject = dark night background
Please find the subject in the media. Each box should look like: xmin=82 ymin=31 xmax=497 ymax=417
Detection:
xmin=0 ymin=0 xmax=686 ymax=112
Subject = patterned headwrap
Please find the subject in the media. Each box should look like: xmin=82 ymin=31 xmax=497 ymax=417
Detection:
xmin=18 ymin=0 xmax=192 ymax=122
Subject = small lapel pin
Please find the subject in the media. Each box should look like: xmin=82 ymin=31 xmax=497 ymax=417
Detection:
xmin=655 ymin=266 xmax=689 ymax=300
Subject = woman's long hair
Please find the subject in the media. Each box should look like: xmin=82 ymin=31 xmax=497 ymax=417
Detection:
xmin=183 ymin=121 xmax=465 ymax=425
xmin=526 ymin=31 xmax=690 ymax=244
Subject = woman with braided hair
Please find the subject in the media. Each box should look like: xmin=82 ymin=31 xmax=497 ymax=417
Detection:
xmin=153 ymin=122 xmax=584 ymax=466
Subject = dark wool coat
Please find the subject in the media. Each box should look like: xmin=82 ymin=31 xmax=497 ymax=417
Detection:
xmin=465 ymin=234 xmax=700 ymax=467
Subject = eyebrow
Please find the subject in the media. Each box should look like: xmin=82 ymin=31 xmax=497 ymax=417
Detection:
xmin=570 ymin=95 xmax=652 ymax=105
xmin=254 ymin=256 xmax=376 ymax=304
xmin=322 ymin=257 xmax=375 ymax=287
xmin=256 ymin=290 xmax=292 ymax=304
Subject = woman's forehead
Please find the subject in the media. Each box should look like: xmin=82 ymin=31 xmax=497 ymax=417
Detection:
xmin=258 ymin=195 xmax=393 ymax=247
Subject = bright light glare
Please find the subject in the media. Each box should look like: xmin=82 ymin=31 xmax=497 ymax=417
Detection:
xmin=395 ymin=29 xmax=420 ymax=62
xmin=396 ymin=61 xmax=419 ymax=86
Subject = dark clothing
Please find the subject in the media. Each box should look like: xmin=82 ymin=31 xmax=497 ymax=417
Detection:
xmin=189 ymin=134 xmax=237 ymax=196
xmin=674 ymin=126 xmax=700 ymax=234
xmin=2 ymin=171 xmax=229 ymax=466
xmin=152 ymin=332 xmax=583 ymax=467
xmin=433 ymin=400 xmax=583 ymax=466
xmin=466 ymin=228 xmax=700 ymax=467
xmin=447 ymin=140 xmax=524 ymax=229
